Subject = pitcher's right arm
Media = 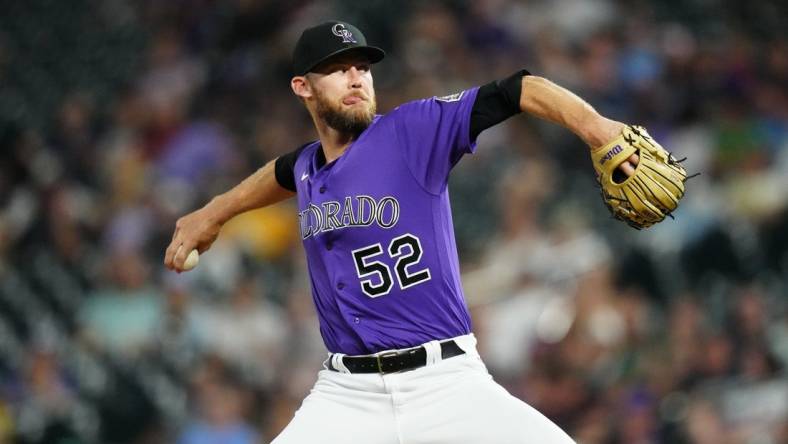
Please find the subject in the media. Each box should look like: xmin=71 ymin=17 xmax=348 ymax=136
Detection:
xmin=164 ymin=158 xmax=295 ymax=272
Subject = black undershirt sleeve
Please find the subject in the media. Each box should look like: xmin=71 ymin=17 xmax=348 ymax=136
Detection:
xmin=469 ymin=69 xmax=531 ymax=141
xmin=274 ymin=142 xmax=312 ymax=192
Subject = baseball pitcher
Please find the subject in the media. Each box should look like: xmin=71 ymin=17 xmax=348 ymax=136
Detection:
xmin=164 ymin=21 xmax=687 ymax=443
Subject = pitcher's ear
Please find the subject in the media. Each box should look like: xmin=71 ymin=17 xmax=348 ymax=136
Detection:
xmin=291 ymin=76 xmax=312 ymax=100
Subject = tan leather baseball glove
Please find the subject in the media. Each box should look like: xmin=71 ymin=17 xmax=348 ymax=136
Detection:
xmin=591 ymin=125 xmax=689 ymax=229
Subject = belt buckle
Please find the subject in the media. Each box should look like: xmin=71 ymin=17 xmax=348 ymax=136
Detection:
xmin=376 ymin=351 xmax=399 ymax=373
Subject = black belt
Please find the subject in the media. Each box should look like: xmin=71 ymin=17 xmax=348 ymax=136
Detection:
xmin=328 ymin=340 xmax=466 ymax=374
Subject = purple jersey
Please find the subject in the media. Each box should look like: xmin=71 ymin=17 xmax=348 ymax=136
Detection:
xmin=294 ymin=87 xmax=480 ymax=355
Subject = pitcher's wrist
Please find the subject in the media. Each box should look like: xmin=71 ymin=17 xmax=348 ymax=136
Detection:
xmin=583 ymin=117 xmax=625 ymax=149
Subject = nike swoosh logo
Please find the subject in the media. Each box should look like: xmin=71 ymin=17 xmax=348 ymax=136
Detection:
xmin=300 ymin=172 xmax=309 ymax=181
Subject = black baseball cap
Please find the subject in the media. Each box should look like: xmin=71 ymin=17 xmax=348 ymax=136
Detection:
xmin=292 ymin=21 xmax=385 ymax=76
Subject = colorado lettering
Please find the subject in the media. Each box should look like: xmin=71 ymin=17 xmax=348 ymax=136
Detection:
xmin=299 ymin=195 xmax=400 ymax=239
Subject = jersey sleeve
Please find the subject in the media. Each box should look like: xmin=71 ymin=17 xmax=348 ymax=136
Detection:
xmin=391 ymin=87 xmax=480 ymax=194
xmin=274 ymin=142 xmax=312 ymax=192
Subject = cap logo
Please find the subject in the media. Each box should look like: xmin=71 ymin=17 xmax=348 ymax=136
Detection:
xmin=331 ymin=23 xmax=357 ymax=44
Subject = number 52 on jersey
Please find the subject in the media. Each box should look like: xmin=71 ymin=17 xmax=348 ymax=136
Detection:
xmin=352 ymin=233 xmax=431 ymax=298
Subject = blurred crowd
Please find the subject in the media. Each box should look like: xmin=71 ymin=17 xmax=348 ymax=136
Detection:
xmin=1 ymin=0 xmax=786 ymax=443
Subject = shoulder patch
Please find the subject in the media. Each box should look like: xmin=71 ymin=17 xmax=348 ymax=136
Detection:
xmin=435 ymin=91 xmax=465 ymax=102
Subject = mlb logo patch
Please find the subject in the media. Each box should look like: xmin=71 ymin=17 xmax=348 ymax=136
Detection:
xmin=435 ymin=91 xmax=464 ymax=102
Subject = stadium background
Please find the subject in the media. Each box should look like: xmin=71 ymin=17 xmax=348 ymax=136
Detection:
xmin=1 ymin=0 xmax=787 ymax=443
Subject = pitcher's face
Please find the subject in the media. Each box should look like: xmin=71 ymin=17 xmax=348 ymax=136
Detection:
xmin=295 ymin=52 xmax=377 ymax=135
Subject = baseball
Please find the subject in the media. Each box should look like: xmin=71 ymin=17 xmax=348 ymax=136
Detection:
xmin=182 ymin=248 xmax=199 ymax=271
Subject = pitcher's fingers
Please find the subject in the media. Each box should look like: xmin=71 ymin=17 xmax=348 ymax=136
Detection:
xmin=174 ymin=241 xmax=197 ymax=270
xmin=164 ymin=239 xmax=181 ymax=269
xmin=620 ymin=161 xmax=636 ymax=177
xmin=629 ymin=153 xmax=640 ymax=165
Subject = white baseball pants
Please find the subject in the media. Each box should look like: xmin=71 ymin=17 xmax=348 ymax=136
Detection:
xmin=271 ymin=334 xmax=575 ymax=444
